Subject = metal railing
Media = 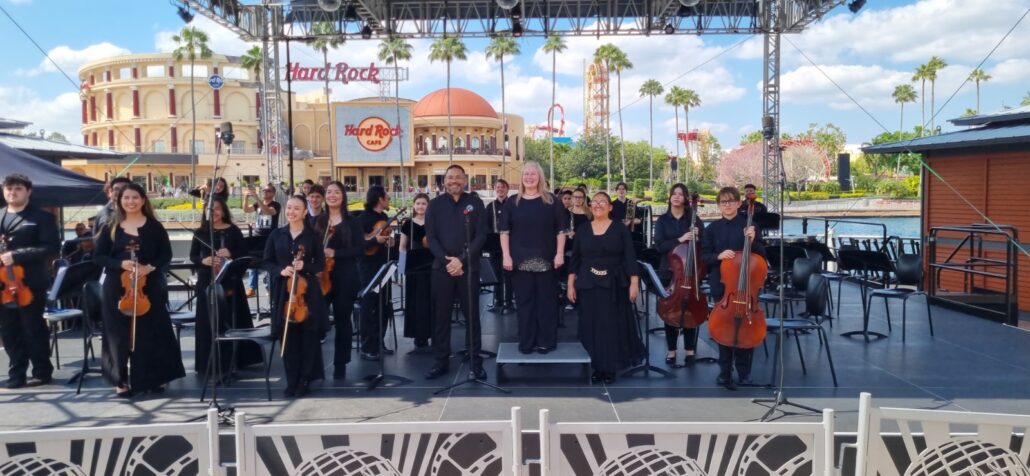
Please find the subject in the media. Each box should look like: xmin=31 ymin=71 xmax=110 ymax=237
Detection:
xmin=927 ymin=224 xmax=1020 ymax=325
xmin=415 ymin=147 xmax=511 ymax=157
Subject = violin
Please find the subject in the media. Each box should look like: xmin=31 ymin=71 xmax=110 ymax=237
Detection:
xmin=281 ymin=245 xmax=309 ymax=356
xmin=364 ymin=207 xmax=408 ymax=256
xmin=657 ymin=199 xmax=708 ymax=329
xmin=319 ymin=223 xmax=335 ymax=296
xmin=0 ymin=235 xmax=33 ymax=309
xmin=118 ymin=241 xmax=152 ymax=354
xmin=707 ymin=202 xmax=768 ymax=349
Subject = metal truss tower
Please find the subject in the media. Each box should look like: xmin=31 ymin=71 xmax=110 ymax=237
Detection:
xmin=584 ymin=59 xmax=609 ymax=136
xmin=762 ymin=0 xmax=783 ymax=213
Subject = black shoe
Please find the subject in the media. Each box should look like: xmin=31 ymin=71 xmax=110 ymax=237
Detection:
xmin=333 ymin=368 xmax=347 ymax=380
xmin=360 ymin=352 xmax=380 ymax=361
xmin=591 ymin=371 xmax=602 ymax=383
xmin=536 ymin=346 xmax=555 ymax=355
xmin=716 ymin=375 xmax=737 ymax=390
xmin=682 ymin=355 xmax=696 ymax=367
xmin=26 ymin=376 xmax=52 ymax=387
xmin=5 ymin=378 xmax=25 ymax=389
xmin=414 ymin=339 xmax=429 ymax=348
xmin=737 ymin=376 xmax=753 ymax=386
xmin=665 ymin=355 xmax=676 ymax=365
xmin=425 ymin=364 xmax=449 ymax=380
xmin=603 ymin=373 xmax=616 ymax=385
xmin=296 ymin=382 xmax=310 ymax=397
xmin=149 ymin=385 xmax=167 ymax=394
xmin=283 ymin=387 xmax=296 ymax=398
xmin=382 ymin=347 xmax=395 ymax=356
xmin=471 ymin=366 xmax=488 ymax=380
xmin=518 ymin=347 xmax=534 ymax=355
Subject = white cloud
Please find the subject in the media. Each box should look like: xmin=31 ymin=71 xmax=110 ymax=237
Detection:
xmin=992 ymin=59 xmax=1030 ymax=84
xmin=17 ymin=42 xmax=131 ymax=77
xmin=0 ymin=87 xmax=84 ymax=142
xmin=155 ymin=16 xmax=253 ymax=56
xmin=779 ymin=64 xmax=914 ymax=110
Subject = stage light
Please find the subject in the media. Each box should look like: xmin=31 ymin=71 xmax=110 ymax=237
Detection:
xmin=664 ymin=23 xmax=675 ymax=34
xmin=679 ymin=0 xmax=701 ymax=7
xmin=176 ymin=5 xmax=194 ymax=23
xmin=512 ymin=20 xmax=523 ymax=37
xmin=361 ymin=24 xmax=373 ymax=39
xmin=848 ymin=0 xmax=866 ymax=13
xmin=319 ymin=0 xmax=343 ymax=12
xmin=496 ymin=0 xmax=520 ymax=9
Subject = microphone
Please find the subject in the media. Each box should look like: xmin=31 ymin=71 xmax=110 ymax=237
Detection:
xmin=464 ymin=204 xmax=474 ymax=215
xmin=219 ymin=121 xmax=235 ymax=145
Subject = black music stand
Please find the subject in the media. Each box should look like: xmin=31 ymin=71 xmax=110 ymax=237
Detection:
xmin=839 ymin=249 xmax=892 ymax=341
xmin=359 ymin=261 xmax=411 ymax=390
xmin=622 ymin=261 xmax=674 ymax=379
xmin=243 ymin=235 xmax=270 ymax=319
xmin=200 ymin=256 xmax=255 ymax=403
xmin=754 ymin=212 xmax=781 ymax=235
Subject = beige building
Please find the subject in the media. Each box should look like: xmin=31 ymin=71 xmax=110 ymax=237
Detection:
xmin=69 ymin=52 xmax=524 ymax=194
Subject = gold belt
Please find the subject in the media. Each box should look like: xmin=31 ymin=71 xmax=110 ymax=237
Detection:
xmin=589 ymin=267 xmax=608 ymax=276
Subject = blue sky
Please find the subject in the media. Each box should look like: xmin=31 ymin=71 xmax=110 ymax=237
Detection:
xmin=1 ymin=0 xmax=1028 ymax=154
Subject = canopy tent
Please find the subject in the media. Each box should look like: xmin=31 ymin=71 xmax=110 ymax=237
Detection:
xmin=0 ymin=141 xmax=106 ymax=207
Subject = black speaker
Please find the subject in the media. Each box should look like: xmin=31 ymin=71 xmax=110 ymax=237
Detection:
xmin=838 ymin=153 xmax=851 ymax=191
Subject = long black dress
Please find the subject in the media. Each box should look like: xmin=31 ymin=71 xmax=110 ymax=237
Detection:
xmin=189 ymin=225 xmax=261 ymax=374
xmin=569 ymin=220 xmax=644 ymax=374
xmin=315 ymin=213 xmax=364 ymax=377
xmin=357 ymin=210 xmax=391 ymax=355
xmin=263 ymin=225 xmax=329 ymax=391
xmin=400 ymin=218 xmax=433 ymax=345
xmin=653 ymin=209 xmax=706 ymax=353
xmin=94 ymin=221 xmax=186 ymax=391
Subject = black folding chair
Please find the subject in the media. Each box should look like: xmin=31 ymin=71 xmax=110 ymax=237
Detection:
xmin=765 ymin=274 xmax=837 ymax=387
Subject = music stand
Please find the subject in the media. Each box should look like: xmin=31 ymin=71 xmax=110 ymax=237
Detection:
xmin=243 ymin=235 xmax=270 ymax=319
xmin=359 ymin=261 xmax=411 ymax=390
xmin=839 ymin=249 xmax=892 ymax=341
xmin=622 ymin=261 xmax=674 ymax=379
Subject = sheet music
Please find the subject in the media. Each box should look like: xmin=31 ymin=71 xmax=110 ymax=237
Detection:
xmin=48 ymin=265 xmax=68 ymax=301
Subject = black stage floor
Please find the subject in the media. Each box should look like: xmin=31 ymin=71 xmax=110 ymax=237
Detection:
xmin=1 ymin=281 xmax=1028 ymax=432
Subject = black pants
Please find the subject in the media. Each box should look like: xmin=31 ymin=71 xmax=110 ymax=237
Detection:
xmin=488 ymin=254 xmax=514 ymax=305
xmin=330 ymin=280 xmax=358 ymax=372
xmin=0 ymin=298 xmax=52 ymax=381
xmin=513 ymin=270 xmax=559 ymax=351
xmin=664 ymin=324 xmax=697 ymax=352
xmin=717 ymin=344 xmax=754 ymax=379
xmin=431 ymin=268 xmax=481 ymax=365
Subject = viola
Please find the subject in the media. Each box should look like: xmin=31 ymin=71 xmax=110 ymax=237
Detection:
xmin=707 ymin=203 xmax=768 ymax=349
xmin=364 ymin=207 xmax=408 ymax=256
xmin=657 ymin=202 xmax=708 ymax=329
xmin=281 ymin=245 xmax=309 ymax=356
xmin=0 ymin=236 xmax=33 ymax=309
xmin=319 ymin=223 xmax=335 ymax=296
xmin=117 ymin=241 xmax=152 ymax=318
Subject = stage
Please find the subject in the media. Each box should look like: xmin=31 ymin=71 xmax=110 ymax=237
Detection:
xmin=1 ymin=280 xmax=1028 ymax=433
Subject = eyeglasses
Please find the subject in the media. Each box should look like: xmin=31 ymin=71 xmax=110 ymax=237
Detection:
xmin=589 ymin=200 xmax=610 ymax=206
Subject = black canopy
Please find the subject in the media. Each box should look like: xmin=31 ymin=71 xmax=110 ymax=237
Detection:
xmin=0 ymin=141 xmax=106 ymax=207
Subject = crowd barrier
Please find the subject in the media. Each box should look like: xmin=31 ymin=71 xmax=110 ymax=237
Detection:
xmin=0 ymin=395 xmax=1026 ymax=475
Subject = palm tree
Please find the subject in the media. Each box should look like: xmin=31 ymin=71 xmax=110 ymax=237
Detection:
xmin=542 ymin=34 xmax=566 ymax=184
xmin=1022 ymin=91 xmax=1030 ymax=106
xmin=926 ymin=56 xmax=948 ymax=132
xmin=485 ymin=35 xmax=520 ymax=179
xmin=428 ymin=36 xmax=467 ymax=166
xmin=664 ymin=86 xmax=685 ymax=183
xmin=306 ymin=22 xmax=344 ymax=177
xmin=240 ymin=45 xmax=262 ymax=78
xmin=593 ymin=44 xmax=619 ymax=190
xmin=912 ymin=63 xmax=931 ymax=136
xmin=968 ymin=68 xmax=992 ymax=114
xmin=679 ymin=89 xmax=701 ymax=182
xmin=607 ymin=48 xmax=633 ymax=184
xmin=379 ymin=36 xmax=413 ymax=196
xmin=172 ymin=26 xmax=212 ymax=204
xmin=639 ymin=79 xmax=664 ymax=189
xmin=892 ymin=84 xmax=917 ymax=131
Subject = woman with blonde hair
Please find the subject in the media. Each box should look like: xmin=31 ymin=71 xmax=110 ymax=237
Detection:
xmin=500 ymin=161 xmax=569 ymax=354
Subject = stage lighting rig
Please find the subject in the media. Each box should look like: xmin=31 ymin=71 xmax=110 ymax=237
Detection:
xmin=176 ymin=5 xmax=194 ymax=23
xmin=319 ymin=0 xmax=343 ymax=12
xmin=679 ymin=0 xmax=701 ymax=7
xmin=496 ymin=0 xmax=520 ymax=9
xmin=512 ymin=20 xmax=524 ymax=37
xmin=361 ymin=24 xmax=373 ymax=39
xmin=664 ymin=23 xmax=675 ymax=34
xmin=848 ymin=0 xmax=866 ymax=13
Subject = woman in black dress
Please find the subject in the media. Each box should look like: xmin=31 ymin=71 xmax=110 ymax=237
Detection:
xmin=567 ymin=191 xmax=644 ymax=384
xmin=318 ymin=181 xmax=364 ymax=380
xmin=565 ymin=188 xmax=592 ymax=251
xmin=400 ymin=193 xmax=432 ymax=348
xmin=94 ymin=182 xmax=185 ymax=397
xmin=189 ymin=197 xmax=261 ymax=375
xmin=500 ymin=161 xmax=569 ymax=354
xmin=263 ymin=195 xmax=329 ymax=397
xmin=653 ymin=183 xmax=704 ymax=366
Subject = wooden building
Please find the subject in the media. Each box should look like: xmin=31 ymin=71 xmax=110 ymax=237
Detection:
xmin=864 ymin=106 xmax=1030 ymax=324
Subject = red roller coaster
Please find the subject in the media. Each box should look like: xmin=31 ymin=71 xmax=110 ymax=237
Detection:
xmin=531 ymin=104 xmax=566 ymax=139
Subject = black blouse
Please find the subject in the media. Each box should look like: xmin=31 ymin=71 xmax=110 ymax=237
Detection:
xmin=569 ymin=220 xmax=638 ymax=290
xmin=653 ymin=208 xmax=705 ymax=281
xmin=357 ymin=210 xmax=389 ymax=264
xmin=400 ymin=219 xmax=427 ymax=250
xmin=319 ymin=214 xmax=364 ymax=268
xmin=0 ymin=205 xmax=60 ymax=292
xmin=499 ymin=195 xmax=568 ymax=266
xmin=262 ymin=225 xmax=326 ymax=279
xmin=93 ymin=218 xmax=172 ymax=274
xmin=189 ymin=225 xmax=246 ymax=278
xmin=700 ymin=213 xmax=766 ymax=300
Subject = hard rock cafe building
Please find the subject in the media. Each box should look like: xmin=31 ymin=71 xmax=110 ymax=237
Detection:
xmin=67 ymin=52 xmax=524 ymax=194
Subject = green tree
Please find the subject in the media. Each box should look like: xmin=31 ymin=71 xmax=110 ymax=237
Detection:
xmin=429 ymin=36 xmax=468 ymax=165
xmin=542 ymin=34 xmax=567 ymax=183
xmin=593 ymin=44 xmax=620 ymax=190
xmin=795 ymin=123 xmax=846 ymax=171
xmin=608 ymin=47 xmax=633 ymax=184
xmin=912 ymin=63 xmax=931 ymax=135
xmin=46 ymin=132 xmax=68 ymax=142
xmin=679 ymin=89 xmax=701 ymax=180
xmin=1022 ymin=91 xmax=1030 ymax=106
xmin=740 ymin=130 xmax=764 ymax=145
xmin=968 ymin=68 xmax=991 ymax=114
xmin=485 ymin=35 xmax=520 ymax=178
xmin=306 ymin=22 xmax=344 ymax=174
xmin=639 ymin=79 xmax=664 ymax=189
xmin=892 ymin=84 xmax=917 ymax=131
xmin=926 ymin=56 xmax=948 ymax=131
xmin=664 ymin=86 xmax=686 ymax=179
xmin=239 ymin=45 xmax=262 ymax=78
xmin=867 ymin=130 xmax=923 ymax=176
xmin=378 ymin=36 xmax=413 ymax=193
xmin=171 ymin=26 xmax=212 ymax=198
xmin=962 ymin=108 xmax=978 ymax=117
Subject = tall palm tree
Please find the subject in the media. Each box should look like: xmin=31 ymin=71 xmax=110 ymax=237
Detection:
xmin=593 ymin=44 xmax=619 ymax=190
xmin=912 ymin=63 xmax=931 ymax=136
xmin=680 ymin=89 xmax=701 ymax=182
xmin=379 ymin=36 xmax=413 ymax=196
xmin=542 ymin=34 xmax=566 ymax=184
xmin=172 ymin=26 xmax=212 ymax=204
xmin=306 ymin=22 xmax=344 ymax=177
xmin=240 ymin=45 xmax=264 ymax=158
xmin=639 ymin=79 xmax=664 ymax=189
xmin=429 ymin=36 xmax=467 ymax=166
xmin=1022 ymin=91 xmax=1030 ymax=106
xmin=892 ymin=84 xmax=917 ymax=131
xmin=485 ymin=35 xmax=520 ymax=179
xmin=664 ymin=86 xmax=685 ymax=183
xmin=968 ymin=68 xmax=991 ymax=114
xmin=607 ymin=48 xmax=633 ymax=184
xmin=926 ymin=56 xmax=948 ymax=132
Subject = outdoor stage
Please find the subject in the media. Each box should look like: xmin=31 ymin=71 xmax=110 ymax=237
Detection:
xmin=1 ymin=280 xmax=1028 ymax=434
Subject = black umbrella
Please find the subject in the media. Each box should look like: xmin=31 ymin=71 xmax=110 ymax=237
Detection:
xmin=0 ymin=141 xmax=106 ymax=207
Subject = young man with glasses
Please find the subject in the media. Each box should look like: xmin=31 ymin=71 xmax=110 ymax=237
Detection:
xmin=700 ymin=186 xmax=766 ymax=389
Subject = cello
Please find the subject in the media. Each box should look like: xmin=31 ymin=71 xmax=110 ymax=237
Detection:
xmin=707 ymin=203 xmax=768 ymax=349
xmin=657 ymin=197 xmax=708 ymax=329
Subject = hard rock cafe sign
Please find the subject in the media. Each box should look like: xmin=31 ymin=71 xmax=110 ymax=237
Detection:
xmin=286 ymin=62 xmax=380 ymax=84
xmin=344 ymin=117 xmax=401 ymax=152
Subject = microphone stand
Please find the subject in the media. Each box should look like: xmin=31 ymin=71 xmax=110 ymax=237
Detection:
xmin=435 ymin=206 xmax=508 ymax=394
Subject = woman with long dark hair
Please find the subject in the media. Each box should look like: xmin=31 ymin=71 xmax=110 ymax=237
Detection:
xmin=189 ymin=197 xmax=261 ymax=375
xmin=653 ymin=183 xmax=704 ymax=366
xmin=356 ymin=185 xmax=394 ymax=359
xmin=263 ymin=195 xmax=329 ymax=397
xmin=400 ymin=193 xmax=432 ymax=347
xmin=94 ymin=182 xmax=185 ymax=397
xmin=190 ymin=177 xmax=229 ymax=202
xmin=318 ymin=181 xmax=364 ymax=379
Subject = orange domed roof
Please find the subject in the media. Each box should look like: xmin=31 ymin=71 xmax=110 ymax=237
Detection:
xmin=413 ymin=88 xmax=497 ymax=119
